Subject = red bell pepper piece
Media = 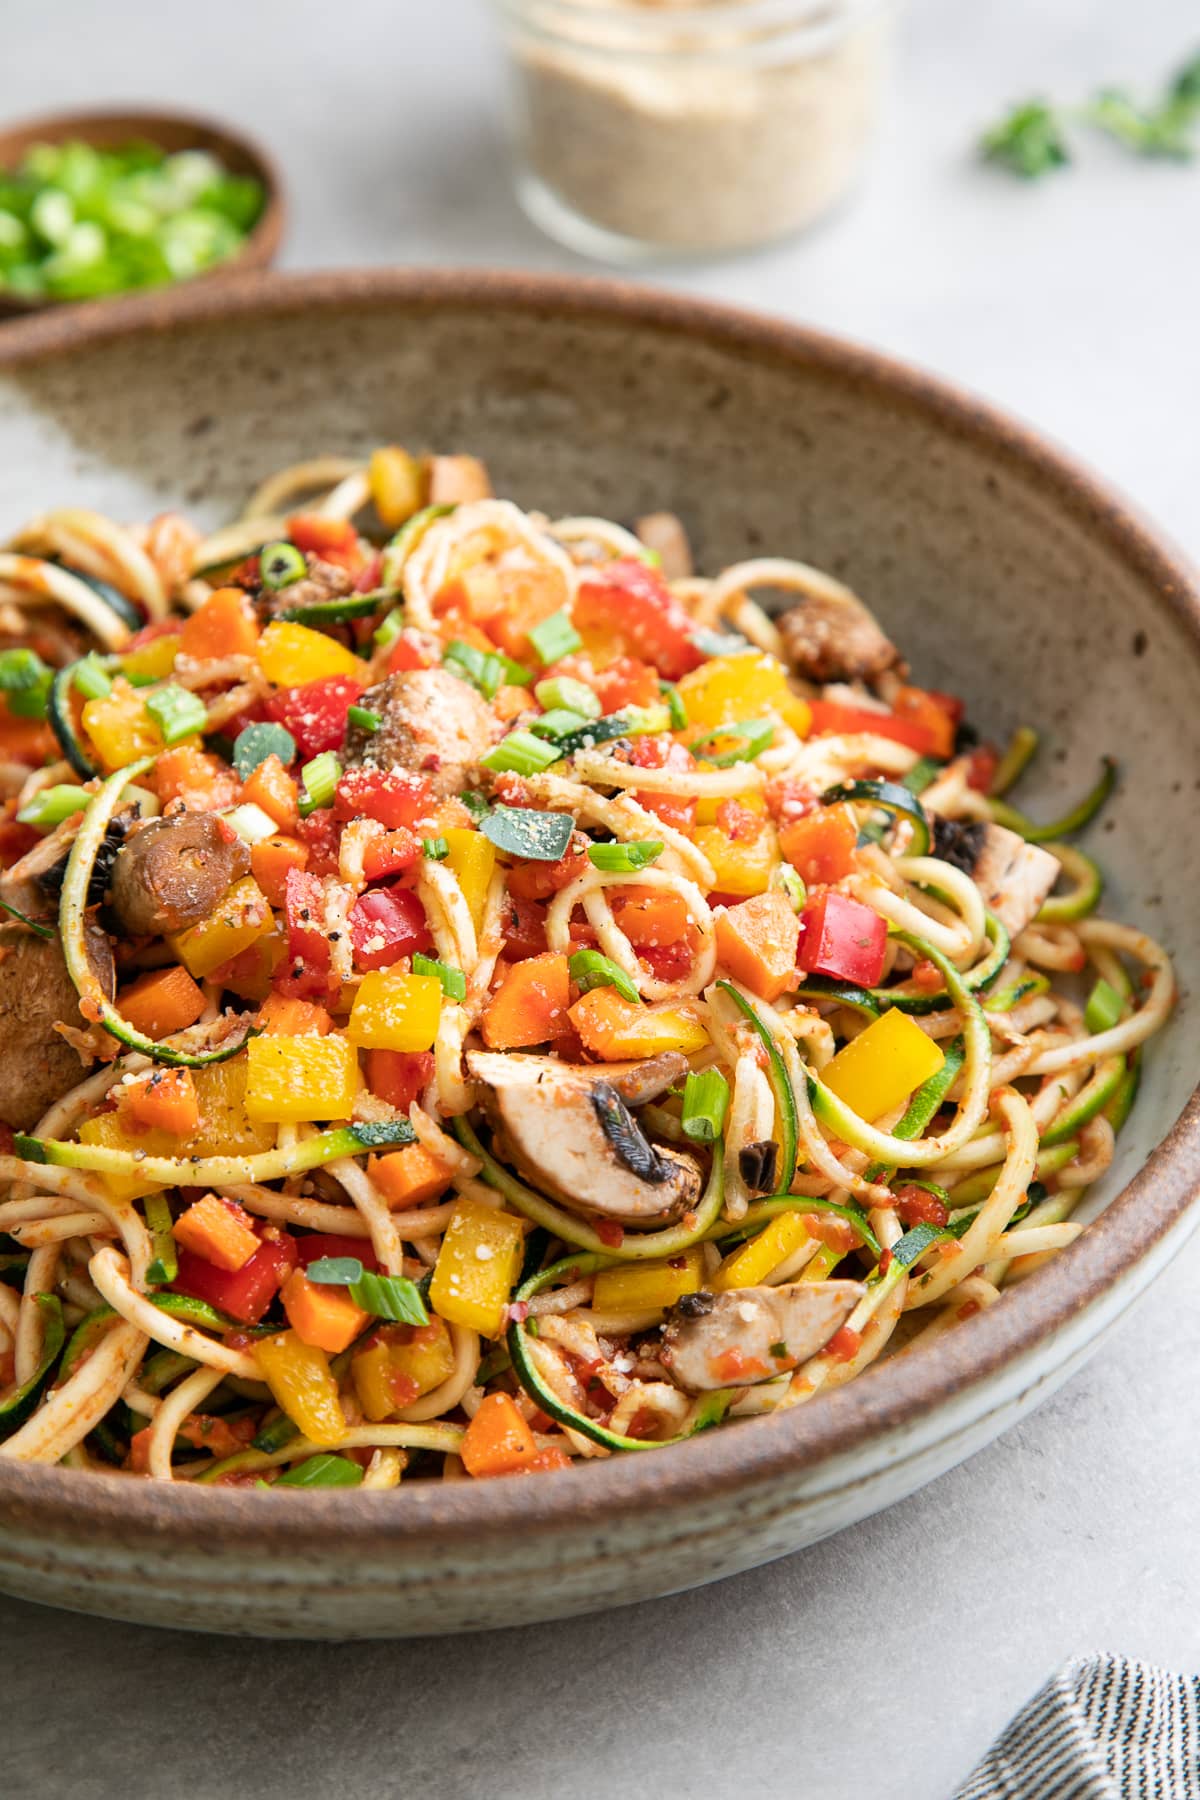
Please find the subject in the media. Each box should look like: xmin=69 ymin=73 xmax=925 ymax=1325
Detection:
xmin=797 ymin=890 xmax=887 ymax=986
xmin=364 ymin=1049 xmax=435 ymax=1112
xmin=263 ymin=676 xmax=365 ymax=758
xmin=361 ymin=828 xmax=424 ymax=883
xmin=171 ymin=1230 xmax=297 ymax=1326
xmin=354 ymin=553 xmax=383 ymax=594
xmin=280 ymin=867 xmax=338 ymax=999
xmin=294 ymin=1232 xmax=380 ymax=1272
xmin=387 ymin=630 xmax=434 ymax=674
xmin=335 ymin=766 xmax=432 ymax=830
xmin=808 ymin=699 xmax=948 ymax=758
xmin=287 ymin=512 xmax=364 ymax=577
xmin=500 ymin=891 xmax=550 ymax=962
xmin=627 ymin=733 xmax=697 ymax=831
xmin=349 ymin=883 xmax=432 ymax=971
xmin=574 ymin=559 xmax=704 ymax=681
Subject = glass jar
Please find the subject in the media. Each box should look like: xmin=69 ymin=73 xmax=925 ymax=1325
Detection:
xmin=491 ymin=0 xmax=892 ymax=262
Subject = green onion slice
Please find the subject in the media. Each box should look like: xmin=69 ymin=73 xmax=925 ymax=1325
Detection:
xmin=691 ymin=718 xmax=775 ymax=767
xmin=144 ymin=683 xmax=206 ymax=746
xmin=681 ymin=1068 xmax=730 ymax=1145
xmin=443 ymin=639 xmax=531 ymax=702
xmin=305 ymin=1256 xmax=428 ymax=1326
xmin=72 ymin=652 xmax=113 ymax=701
xmin=0 ymin=647 xmax=53 ymax=719
xmin=528 ymin=608 xmax=583 ymax=666
xmin=259 ymin=542 xmax=307 ymax=591
xmin=569 ymin=948 xmax=640 ymax=1006
xmin=347 ymin=704 xmax=381 ymax=734
xmin=587 ymin=839 xmax=663 ymax=872
xmin=298 ymin=751 xmax=341 ymax=817
xmin=373 ymin=608 xmax=405 ymax=649
xmin=16 ymin=784 xmax=93 ymax=829
xmin=275 ymin=1453 xmax=364 ymax=1488
xmin=422 ymin=836 xmax=449 ymax=861
xmin=412 ymin=951 xmax=466 ymax=1001
xmin=479 ymin=730 xmax=563 ymax=776
xmin=534 ymin=675 xmax=600 ymax=718
xmin=529 ymin=708 xmax=594 ymax=741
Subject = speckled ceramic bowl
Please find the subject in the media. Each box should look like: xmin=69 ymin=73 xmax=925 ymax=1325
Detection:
xmin=0 ymin=270 xmax=1197 ymax=1639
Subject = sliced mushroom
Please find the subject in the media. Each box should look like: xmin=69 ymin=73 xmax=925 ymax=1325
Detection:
xmin=776 ymin=593 xmax=902 ymax=686
xmin=343 ymin=667 xmax=499 ymax=799
xmin=0 ymin=921 xmax=115 ymax=1130
xmin=466 ymin=1049 xmax=702 ymax=1224
xmin=661 ymin=1280 xmax=866 ymax=1392
xmin=108 ymin=813 xmax=250 ymax=938
xmin=931 ymin=817 xmax=1060 ymax=937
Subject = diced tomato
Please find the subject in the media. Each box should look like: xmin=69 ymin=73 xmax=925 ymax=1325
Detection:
xmin=808 ymin=699 xmax=946 ymax=757
xmin=639 ymin=939 xmax=695 ymax=982
xmin=349 ymin=883 xmax=432 ymax=970
xmin=354 ymin=553 xmax=383 ymax=594
xmin=715 ymin=799 xmax=763 ymax=842
xmin=361 ymin=828 xmax=424 ymax=882
xmin=500 ymin=891 xmax=550 ymax=961
xmin=710 ymin=1346 xmax=771 ymax=1383
xmin=295 ymin=1232 xmax=380 ymax=1271
xmin=170 ymin=1228 xmax=297 ymax=1326
xmin=287 ymin=513 xmax=364 ymax=577
xmin=626 ymin=733 xmax=697 ymax=830
xmin=281 ymin=868 xmax=337 ymax=999
xmin=365 ymin=1049 xmax=434 ymax=1112
xmin=507 ymin=839 xmax=589 ymax=901
xmin=574 ymin=560 xmax=704 ymax=681
xmin=893 ymin=1185 xmax=949 ymax=1228
xmin=801 ymin=1213 xmax=857 ymax=1254
xmin=593 ymin=1218 xmax=625 ymax=1249
xmin=492 ymin=772 xmax=533 ymax=808
xmin=263 ymin=676 xmax=365 ymax=758
xmin=797 ymin=890 xmax=887 ymax=986
xmin=296 ymin=808 xmax=342 ymax=877
xmin=824 ymin=1325 xmax=862 ymax=1363
xmin=335 ymin=767 xmax=432 ymax=830
xmin=387 ymin=630 xmax=434 ymax=673
xmin=544 ymin=652 xmax=660 ymax=714
xmin=764 ymin=777 xmax=819 ymax=826
xmin=966 ymin=746 xmax=999 ymax=793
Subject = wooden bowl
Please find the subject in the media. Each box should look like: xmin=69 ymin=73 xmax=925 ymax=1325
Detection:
xmin=0 ymin=106 xmax=284 ymax=318
xmin=0 ymin=270 xmax=1197 ymax=1637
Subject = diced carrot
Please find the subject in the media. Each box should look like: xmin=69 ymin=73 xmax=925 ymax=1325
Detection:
xmin=153 ymin=742 xmax=240 ymax=811
xmin=117 ymin=966 xmax=207 ymax=1039
xmin=713 ymin=890 xmax=801 ymax=1002
xmin=460 ymin=1392 xmax=539 ymax=1478
xmin=174 ymin=1194 xmax=261 ymax=1273
xmin=778 ymin=804 xmax=858 ymax=886
xmin=250 ymin=833 xmax=309 ymax=906
xmin=259 ymin=993 xmax=333 ymax=1036
xmin=370 ymin=1142 xmax=456 ymax=1210
xmin=611 ymin=889 xmax=689 ymax=948
xmin=179 ymin=586 xmax=261 ymax=661
xmin=480 ymin=952 xmax=570 ymax=1049
xmin=119 ymin=1067 xmax=200 ymax=1137
xmin=280 ymin=1266 xmax=370 ymax=1354
xmin=241 ymin=754 xmax=299 ymax=833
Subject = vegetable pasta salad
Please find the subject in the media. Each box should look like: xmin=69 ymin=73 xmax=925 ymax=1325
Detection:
xmin=0 ymin=448 xmax=1173 ymax=1485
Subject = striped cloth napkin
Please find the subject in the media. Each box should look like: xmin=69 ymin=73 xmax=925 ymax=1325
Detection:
xmin=954 ymin=1656 xmax=1200 ymax=1798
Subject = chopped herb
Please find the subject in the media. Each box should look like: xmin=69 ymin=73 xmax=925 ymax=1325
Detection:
xmin=480 ymin=805 xmax=575 ymax=862
xmin=305 ymin=1256 xmax=429 ymax=1326
xmin=275 ymin=1454 xmax=364 ymax=1488
xmin=232 ymin=720 xmax=296 ymax=778
xmin=980 ymin=99 xmax=1070 ymax=178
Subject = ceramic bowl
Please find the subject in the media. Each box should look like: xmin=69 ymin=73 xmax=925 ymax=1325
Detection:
xmin=0 ymin=106 xmax=285 ymax=318
xmin=0 ymin=270 xmax=1196 ymax=1638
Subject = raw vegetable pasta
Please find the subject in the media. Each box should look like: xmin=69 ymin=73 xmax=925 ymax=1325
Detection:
xmin=0 ymin=447 xmax=1173 ymax=1486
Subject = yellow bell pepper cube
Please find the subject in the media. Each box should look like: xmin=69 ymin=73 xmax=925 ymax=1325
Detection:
xmin=190 ymin=1059 xmax=277 ymax=1157
xmin=713 ymin=1212 xmax=814 ymax=1291
xmin=81 ymin=679 xmax=163 ymax=773
xmin=347 ymin=971 xmax=443 ymax=1052
xmin=678 ymin=651 xmax=811 ymax=737
xmin=254 ymin=1331 xmax=347 ymax=1448
xmin=120 ymin=633 xmax=181 ymax=683
xmin=442 ymin=827 xmax=497 ymax=935
xmin=368 ymin=446 xmax=423 ymax=529
xmin=693 ymin=823 xmax=779 ymax=897
xmin=78 ymin=1113 xmax=176 ymax=1201
xmin=429 ymin=1197 xmax=525 ymax=1337
xmin=822 ymin=1008 xmax=945 ymax=1122
xmin=592 ymin=1247 xmax=705 ymax=1316
xmin=569 ymin=988 xmax=709 ymax=1060
xmin=258 ymin=620 xmax=366 ymax=687
xmin=352 ymin=1317 xmax=456 ymax=1421
xmin=171 ymin=876 xmax=274 ymax=980
xmin=244 ymin=1033 xmax=361 ymax=1124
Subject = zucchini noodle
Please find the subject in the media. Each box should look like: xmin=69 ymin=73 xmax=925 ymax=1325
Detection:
xmin=0 ymin=454 xmax=1172 ymax=1485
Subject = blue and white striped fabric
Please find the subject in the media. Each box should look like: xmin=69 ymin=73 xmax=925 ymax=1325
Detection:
xmin=954 ymin=1656 xmax=1200 ymax=1799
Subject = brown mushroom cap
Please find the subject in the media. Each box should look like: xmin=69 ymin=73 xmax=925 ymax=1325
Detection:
xmin=0 ymin=922 xmax=115 ymax=1130
xmin=108 ymin=814 xmax=250 ymax=939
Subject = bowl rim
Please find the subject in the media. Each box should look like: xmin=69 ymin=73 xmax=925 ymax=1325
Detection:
xmin=0 ymin=264 xmax=1197 ymax=1551
xmin=0 ymin=102 xmax=285 ymax=316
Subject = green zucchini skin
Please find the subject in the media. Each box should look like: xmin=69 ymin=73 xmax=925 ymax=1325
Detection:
xmin=59 ymin=566 xmax=144 ymax=632
xmin=48 ymin=661 xmax=99 ymax=779
xmin=0 ymin=1293 xmax=64 ymax=1439
xmin=822 ymin=778 xmax=932 ymax=856
xmin=275 ymin=592 xmax=384 ymax=625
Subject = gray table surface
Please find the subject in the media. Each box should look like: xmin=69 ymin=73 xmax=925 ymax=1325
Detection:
xmin=4 ymin=1 xmax=1199 ymax=1795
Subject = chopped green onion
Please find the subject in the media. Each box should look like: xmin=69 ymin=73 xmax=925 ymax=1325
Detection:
xmin=460 ymin=790 xmax=490 ymax=822
xmin=422 ymin=835 xmax=449 ymax=861
xmin=373 ymin=608 xmax=405 ymax=649
xmin=305 ymin=1256 xmax=429 ymax=1326
xmin=568 ymin=948 xmax=641 ymax=1005
xmin=232 ymin=720 xmax=296 ymax=778
xmin=902 ymin=755 xmax=943 ymax=796
xmin=528 ymin=608 xmax=583 ymax=665
xmin=16 ymin=784 xmax=93 ymax=829
xmin=259 ymin=541 xmax=307 ymax=591
xmin=534 ymin=675 xmax=600 ymax=718
xmin=144 ymin=684 xmax=206 ymax=746
xmin=660 ymin=680 xmax=688 ymax=730
xmin=587 ymin=839 xmax=663 ymax=872
xmin=347 ymin=704 xmax=381 ymax=734
xmin=691 ymin=717 xmax=775 ymax=767
xmin=771 ymin=864 xmax=807 ymax=912
xmin=681 ymin=1068 xmax=730 ymax=1145
xmin=444 ymin=639 xmax=531 ymax=701
xmin=222 ymin=803 xmax=279 ymax=845
xmin=413 ymin=950 xmax=467 ymax=1002
xmin=529 ymin=708 xmax=593 ymax=741
xmin=275 ymin=1454 xmax=364 ymax=1489
xmin=480 ymin=805 xmax=575 ymax=862
xmin=1085 ymin=976 xmax=1124 ymax=1035
xmin=72 ymin=652 xmax=113 ymax=701
xmin=480 ymin=730 xmax=564 ymax=776
xmin=298 ymin=751 xmax=341 ymax=818
xmin=0 ymin=647 xmax=53 ymax=719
